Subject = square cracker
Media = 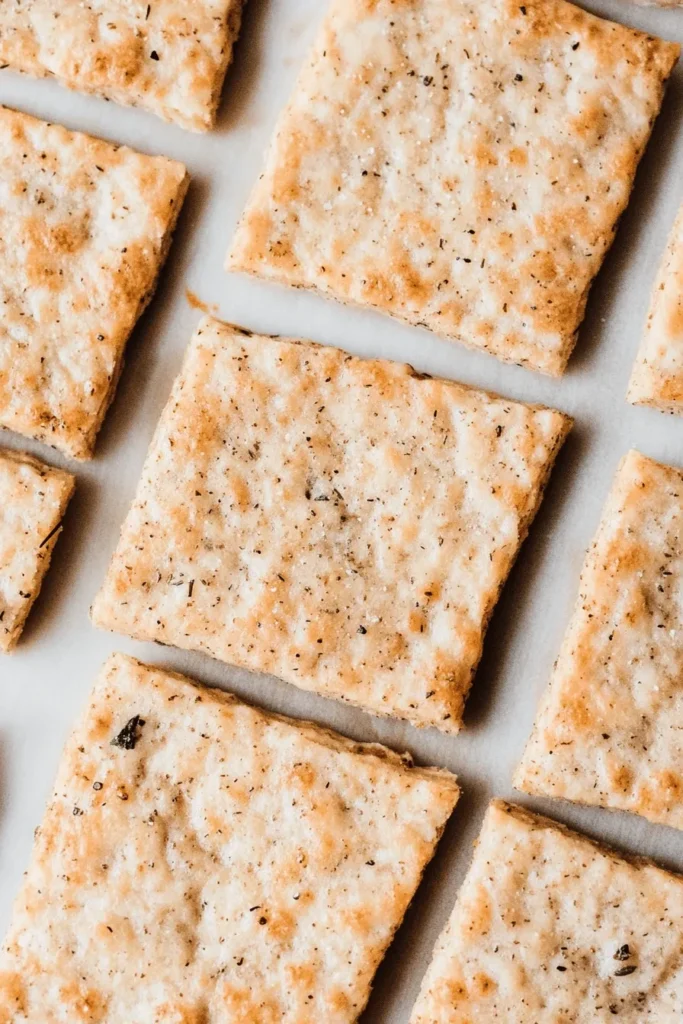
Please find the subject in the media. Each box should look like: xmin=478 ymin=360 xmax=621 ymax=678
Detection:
xmin=0 ymin=447 xmax=74 ymax=652
xmin=410 ymin=799 xmax=683 ymax=1023
xmin=227 ymin=0 xmax=679 ymax=377
xmin=0 ymin=105 xmax=188 ymax=460
xmin=516 ymin=450 xmax=683 ymax=830
xmin=0 ymin=0 xmax=245 ymax=132
xmin=0 ymin=653 xmax=459 ymax=1022
xmin=628 ymin=204 xmax=683 ymax=413
xmin=92 ymin=316 xmax=571 ymax=733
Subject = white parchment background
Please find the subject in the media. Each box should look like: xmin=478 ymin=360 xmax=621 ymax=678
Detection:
xmin=0 ymin=1 xmax=682 ymax=1019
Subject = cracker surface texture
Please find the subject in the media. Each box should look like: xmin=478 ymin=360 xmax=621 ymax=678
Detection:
xmin=228 ymin=0 xmax=678 ymax=376
xmin=92 ymin=317 xmax=570 ymax=732
xmin=0 ymin=652 xmax=459 ymax=1022
xmin=628 ymin=204 xmax=683 ymax=413
xmin=516 ymin=450 xmax=683 ymax=829
xmin=0 ymin=105 xmax=188 ymax=460
xmin=0 ymin=0 xmax=245 ymax=131
xmin=0 ymin=447 xmax=74 ymax=651
xmin=410 ymin=799 xmax=683 ymax=1023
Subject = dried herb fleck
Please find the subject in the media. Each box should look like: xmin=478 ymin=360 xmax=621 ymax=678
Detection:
xmin=111 ymin=715 xmax=146 ymax=750
xmin=39 ymin=521 xmax=62 ymax=549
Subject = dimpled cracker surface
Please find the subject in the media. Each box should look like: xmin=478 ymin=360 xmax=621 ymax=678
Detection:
xmin=410 ymin=800 xmax=683 ymax=1024
xmin=0 ymin=0 xmax=246 ymax=131
xmin=516 ymin=451 xmax=683 ymax=830
xmin=628 ymin=205 xmax=683 ymax=413
xmin=0 ymin=106 xmax=188 ymax=459
xmin=228 ymin=0 xmax=679 ymax=376
xmin=91 ymin=317 xmax=571 ymax=733
xmin=0 ymin=653 xmax=459 ymax=1023
xmin=0 ymin=447 xmax=74 ymax=652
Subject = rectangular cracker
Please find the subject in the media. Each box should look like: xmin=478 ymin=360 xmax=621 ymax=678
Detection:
xmin=0 ymin=0 xmax=245 ymax=132
xmin=92 ymin=316 xmax=571 ymax=733
xmin=0 ymin=447 xmax=74 ymax=651
xmin=0 ymin=105 xmax=188 ymax=460
xmin=628 ymin=204 xmax=683 ymax=413
xmin=0 ymin=652 xmax=459 ymax=1022
xmin=410 ymin=799 xmax=683 ymax=1022
xmin=516 ymin=450 xmax=683 ymax=830
xmin=227 ymin=0 xmax=678 ymax=377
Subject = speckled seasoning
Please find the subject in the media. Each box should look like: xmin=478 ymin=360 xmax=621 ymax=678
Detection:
xmin=0 ymin=0 xmax=246 ymax=131
xmin=0 ymin=447 xmax=74 ymax=652
xmin=0 ymin=105 xmax=188 ymax=460
xmin=0 ymin=653 xmax=459 ymax=1022
xmin=91 ymin=316 xmax=571 ymax=733
xmin=516 ymin=450 xmax=683 ymax=830
xmin=410 ymin=800 xmax=683 ymax=1023
xmin=227 ymin=0 xmax=679 ymax=376
xmin=628 ymin=204 xmax=683 ymax=414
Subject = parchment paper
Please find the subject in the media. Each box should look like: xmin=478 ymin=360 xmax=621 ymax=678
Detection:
xmin=0 ymin=1 xmax=682 ymax=1019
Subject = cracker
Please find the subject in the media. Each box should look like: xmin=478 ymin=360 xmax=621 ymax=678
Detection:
xmin=0 ymin=106 xmax=188 ymax=460
xmin=227 ymin=0 xmax=678 ymax=377
xmin=0 ymin=447 xmax=74 ymax=651
xmin=516 ymin=450 xmax=683 ymax=829
xmin=91 ymin=316 xmax=570 ymax=733
xmin=0 ymin=653 xmax=458 ymax=1021
xmin=410 ymin=799 xmax=683 ymax=1023
xmin=0 ymin=0 xmax=245 ymax=132
xmin=628 ymin=204 xmax=683 ymax=413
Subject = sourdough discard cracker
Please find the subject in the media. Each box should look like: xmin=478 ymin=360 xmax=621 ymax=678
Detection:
xmin=0 ymin=106 xmax=188 ymax=460
xmin=628 ymin=205 xmax=683 ymax=413
xmin=228 ymin=0 xmax=679 ymax=376
xmin=0 ymin=447 xmax=74 ymax=651
xmin=0 ymin=0 xmax=245 ymax=131
xmin=92 ymin=317 xmax=570 ymax=733
xmin=0 ymin=653 xmax=459 ymax=1022
xmin=411 ymin=800 xmax=683 ymax=1023
xmin=516 ymin=451 xmax=683 ymax=830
